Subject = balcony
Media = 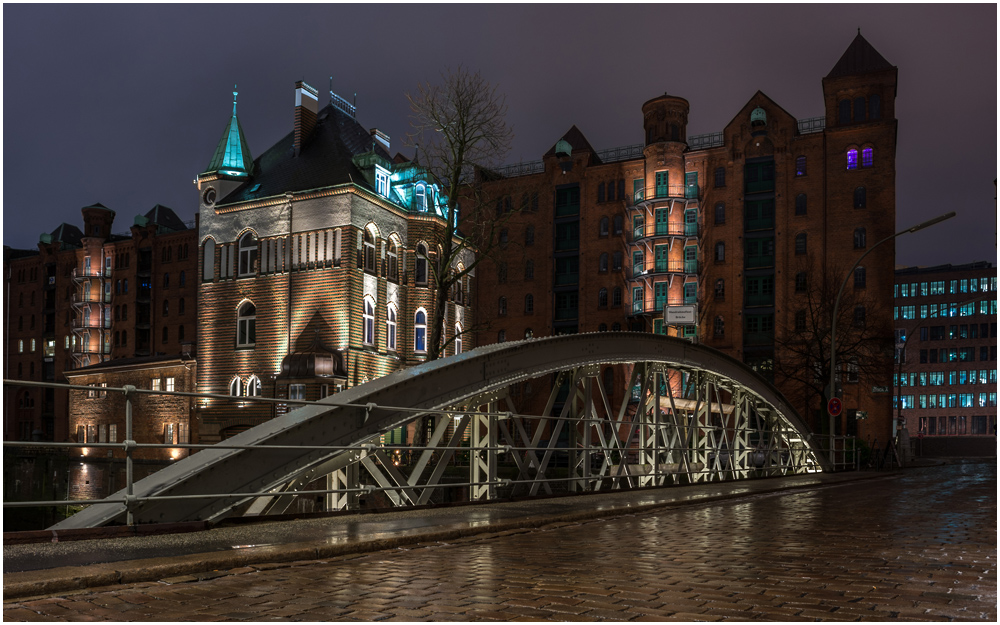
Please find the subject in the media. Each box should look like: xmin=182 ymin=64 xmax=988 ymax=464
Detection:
xmin=71 ymin=268 xmax=105 ymax=282
xmin=628 ymin=259 xmax=694 ymax=279
xmin=554 ymin=272 xmax=579 ymax=287
xmin=71 ymin=318 xmax=102 ymax=330
xmin=633 ymin=184 xmax=694 ymax=205
xmin=744 ymin=254 xmax=775 ymax=269
xmin=744 ymin=292 xmax=774 ymax=307
xmin=744 ymin=215 xmax=775 ymax=231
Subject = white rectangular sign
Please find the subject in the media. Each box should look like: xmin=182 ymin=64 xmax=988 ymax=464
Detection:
xmin=665 ymin=305 xmax=697 ymax=324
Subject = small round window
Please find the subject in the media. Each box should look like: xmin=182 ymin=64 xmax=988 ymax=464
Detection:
xmin=203 ymin=187 xmax=217 ymax=206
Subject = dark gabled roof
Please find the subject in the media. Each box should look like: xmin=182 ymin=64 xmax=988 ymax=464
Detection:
xmin=826 ymin=32 xmax=895 ymax=78
xmin=543 ymin=125 xmax=600 ymax=162
xmin=41 ymin=223 xmax=83 ymax=248
xmin=82 ymin=202 xmax=113 ymax=212
xmin=143 ymin=204 xmax=187 ymax=232
xmin=221 ymin=102 xmax=392 ymax=205
xmin=4 ymin=246 xmax=40 ymax=260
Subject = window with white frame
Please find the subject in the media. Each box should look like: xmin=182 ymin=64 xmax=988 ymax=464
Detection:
xmin=238 ymin=232 xmax=258 ymax=276
xmin=363 ymin=297 xmax=376 ymax=345
xmin=165 ymin=377 xmax=175 ymax=392
xmin=414 ymin=309 xmax=427 ymax=353
xmin=289 ymin=384 xmax=306 ymax=401
xmin=246 ymin=375 xmax=261 ymax=396
xmin=375 ymin=165 xmax=390 ymax=197
xmin=237 ymin=302 xmax=256 ymax=346
xmin=152 ymin=378 xmax=162 ymax=391
xmin=454 ymin=323 xmax=463 ymax=355
xmin=386 ymin=305 xmax=397 ymax=351
xmin=229 ymin=377 xmax=242 ymax=396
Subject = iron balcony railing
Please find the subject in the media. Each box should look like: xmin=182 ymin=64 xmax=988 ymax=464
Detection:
xmin=797 ymin=116 xmax=826 ymax=134
xmin=687 ymin=132 xmax=725 ymax=150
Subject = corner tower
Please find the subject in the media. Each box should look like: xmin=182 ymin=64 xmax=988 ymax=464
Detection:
xmin=197 ymin=87 xmax=255 ymax=212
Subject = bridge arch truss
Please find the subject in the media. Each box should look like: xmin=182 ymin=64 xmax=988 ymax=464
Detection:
xmin=55 ymin=333 xmax=828 ymax=529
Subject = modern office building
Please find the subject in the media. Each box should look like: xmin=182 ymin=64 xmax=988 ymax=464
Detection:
xmin=195 ymin=81 xmax=472 ymax=442
xmin=4 ymin=205 xmax=198 ymax=445
xmin=475 ymin=32 xmax=899 ymax=442
xmin=894 ymin=262 xmax=998 ymax=454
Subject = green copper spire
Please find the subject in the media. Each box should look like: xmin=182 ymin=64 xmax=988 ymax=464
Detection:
xmin=203 ymin=86 xmax=254 ymax=178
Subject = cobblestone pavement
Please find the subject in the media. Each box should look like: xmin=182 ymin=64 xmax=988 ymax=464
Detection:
xmin=5 ymin=463 xmax=995 ymax=621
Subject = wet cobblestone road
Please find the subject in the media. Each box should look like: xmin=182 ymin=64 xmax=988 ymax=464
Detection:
xmin=4 ymin=462 xmax=995 ymax=621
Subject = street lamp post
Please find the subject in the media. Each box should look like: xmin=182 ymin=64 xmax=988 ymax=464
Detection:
xmin=827 ymin=211 xmax=956 ymax=463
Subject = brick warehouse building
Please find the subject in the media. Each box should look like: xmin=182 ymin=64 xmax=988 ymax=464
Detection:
xmin=4 ymin=205 xmax=198 ymax=447
xmin=474 ymin=32 xmax=898 ymax=443
xmin=893 ymin=262 xmax=998 ymax=455
xmin=196 ymin=82 xmax=473 ymax=442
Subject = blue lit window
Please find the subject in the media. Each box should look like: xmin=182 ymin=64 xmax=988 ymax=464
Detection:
xmin=414 ymin=309 xmax=427 ymax=353
xmin=862 ymin=147 xmax=873 ymax=168
xmin=847 ymin=149 xmax=858 ymax=170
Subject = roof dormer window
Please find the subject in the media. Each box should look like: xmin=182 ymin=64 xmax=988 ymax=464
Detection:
xmin=415 ymin=184 xmax=427 ymax=212
xmin=375 ymin=165 xmax=390 ymax=198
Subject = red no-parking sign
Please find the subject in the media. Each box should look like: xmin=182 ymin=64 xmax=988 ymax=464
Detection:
xmin=827 ymin=397 xmax=843 ymax=417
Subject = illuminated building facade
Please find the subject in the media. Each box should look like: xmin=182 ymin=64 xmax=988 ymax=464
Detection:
xmin=4 ymin=205 xmax=198 ymax=443
xmin=196 ymin=81 xmax=472 ymax=441
xmin=893 ymin=262 xmax=998 ymax=454
xmin=475 ymin=32 xmax=898 ymax=442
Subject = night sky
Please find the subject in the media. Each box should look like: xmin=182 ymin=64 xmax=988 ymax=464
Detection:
xmin=3 ymin=4 xmax=996 ymax=267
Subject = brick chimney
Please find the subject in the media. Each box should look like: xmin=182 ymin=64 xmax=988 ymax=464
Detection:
xmin=293 ymin=81 xmax=319 ymax=156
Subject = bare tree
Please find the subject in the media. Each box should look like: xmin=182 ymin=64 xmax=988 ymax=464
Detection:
xmin=772 ymin=261 xmax=893 ymax=433
xmin=407 ymin=67 xmax=516 ymax=361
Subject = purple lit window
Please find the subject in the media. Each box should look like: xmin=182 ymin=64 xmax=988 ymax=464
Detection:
xmin=847 ymin=149 xmax=858 ymax=170
xmin=862 ymin=147 xmax=873 ymax=167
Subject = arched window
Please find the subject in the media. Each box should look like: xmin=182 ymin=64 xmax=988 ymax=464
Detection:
xmin=229 ymin=377 xmax=242 ymax=397
xmin=713 ymin=316 xmax=725 ymax=338
xmin=853 ymin=306 xmax=867 ymax=327
xmin=599 ymin=253 xmax=608 ymax=272
xmin=714 ymin=203 xmax=725 ymax=225
xmin=854 ymin=266 xmax=867 ymax=289
xmin=498 ymin=296 xmax=507 ymax=316
xmin=179 ymin=298 xmax=185 ymax=315
xmin=847 ymin=148 xmax=858 ymax=170
xmin=238 ymin=232 xmax=257 ymax=276
xmin=415 ymin=184 xmax=427 ymax=212
xmin=611 ymin=322 xmax=621 ymax=332
xmin=854 ymin=96 xmax=866 ymax=123
xmin=599 ymin=217 xmax=609 ymax=236
xmin=414 ymin=309 xmax=427 ymax=353
xmin=237 ymin=302 xmax=256 ymax=347
xmin=415 ymin=243 xmax=428 ymax=286
xmin=163 ymin=273 xmax=170 ymax=288
xmin=854 ymin=186 xmax=867 ymax=208
xmin=599 ymin=323 xmax=608 ymax=332
xmin=794 ymin=310 xmax=807 ymax=332
xmin=714 ymin=279 xmax=725 ymax=300
xmin=524 ymin=294 xmax=533 ymax=314
xmin=861 ymin=146 xmax=873 ymax=168
xmin=613 ymin=215 xmax=623 ymax=235
xmin=246 ymin=375 xmax=261 ymax=397
xmin=122 ymin=330 xmax=127 ymax=346
xmin=162 ymin=326 xmax=169 ymax=344
xmin=715 ymin=242 xmax=725 ymax=263
xmin=795 ymin=155 xmax=807 ymax=176
xmin=363 ymin=297 xmax=375 ymax=345
xmin=598 ymin=288 xmax=608 ymax=308
xmin=869 ymin=94 xmax=881 ymax=120
xmin=162 ymin=300 xmax=169 ymax=316
xmin=179 ymin=325 xmax=185 ymax=341
xmin=497 ymin=329 xmax=506 ymax=343
xmin=524 ymin=226 xmax=535 ymax=246
xmin=525 ymin=260 xmax=534 ymax=280
xmin=839 ymin=99 xmax=851 ymax=124
xmin=795 ymin=233 xmax=807 ymax=255
xmin=363 ymin=228 xmax=377 ymax=273
xmin=121 ymin=304 xmax=127 ymax=320
xmin=203 ymin=239 xmax=216 ymax=281
xmin=386 ymin=304 xmax=397 ymax=351
xmin=454 ymin=324 xmax=462 ymax=355
xmin=795 ymin=194 xmax=807 ymax=216
xmin=524 ymin=328 xmax=533 ymax=339
xmin=387 ymin=239 xmax=399 ymax=282
xmin=497 ymin=262 xmax=507 ymax=284
xmin=612 ymin=287 xmax=622 ymax=307
xmin=179 ymin=270 xmax=186 ymax=287
xmin=854 ymin=227 xmax=867 ymax=249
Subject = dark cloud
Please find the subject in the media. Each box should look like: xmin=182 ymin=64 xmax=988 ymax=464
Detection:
xmin=3 ymin=4 xmax=996 ymax=266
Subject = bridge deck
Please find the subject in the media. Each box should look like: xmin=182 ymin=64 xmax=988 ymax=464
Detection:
xmin=3 ymin=470 xmax=893 ymax=599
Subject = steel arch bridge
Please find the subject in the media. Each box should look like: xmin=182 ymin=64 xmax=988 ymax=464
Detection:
xmin=55 ymin=333 xmax=828 ymax=529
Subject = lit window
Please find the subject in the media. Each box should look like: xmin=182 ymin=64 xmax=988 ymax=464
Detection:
xmin=165 ymin=377 xmax=175 ymax=392
xmin=246 ymin=375 xmax=261 ymax=397
xmin=847 ymin=148 xmax=858 ymax=170
xmin=795 ymin=155 xmax=806 ymax=176
xmin=375 ymin=165 xmax=390 ymax=198
xmin=415 ymin=184 xmax=427 ymax=211
xmin=861 ymin=147 xmax=873 ymax=168
xmin=237 ymin=302 xmax=256 ymax=347
xmin=414 ymin=309 xmax=427 ymax=353
xmin=363 ymin=228 xmax=377 ymax=273
xmin=387 ymin=305 xmax=397 ymax=351
xmin=229 ymin=377 xmax=242 ymax=396
xmin=363 ymin=297 xmax=376 ymax=345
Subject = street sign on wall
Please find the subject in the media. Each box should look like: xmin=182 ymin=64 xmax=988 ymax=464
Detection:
xmin=665 ymin=305 xmax=697 ymax=324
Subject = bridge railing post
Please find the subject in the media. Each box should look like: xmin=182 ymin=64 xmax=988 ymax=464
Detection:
xmin=123 ymin=384 xmax=135 ymax=526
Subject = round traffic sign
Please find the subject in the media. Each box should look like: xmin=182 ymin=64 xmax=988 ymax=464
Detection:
xmin=827 ymin=397 xmax=843 ymax=417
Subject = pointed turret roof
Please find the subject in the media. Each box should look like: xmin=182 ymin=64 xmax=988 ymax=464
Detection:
xmin=826 ymin=31 xmax=894 ymax=78
xmin=203 ymin=88 xmax=254 ymax=178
